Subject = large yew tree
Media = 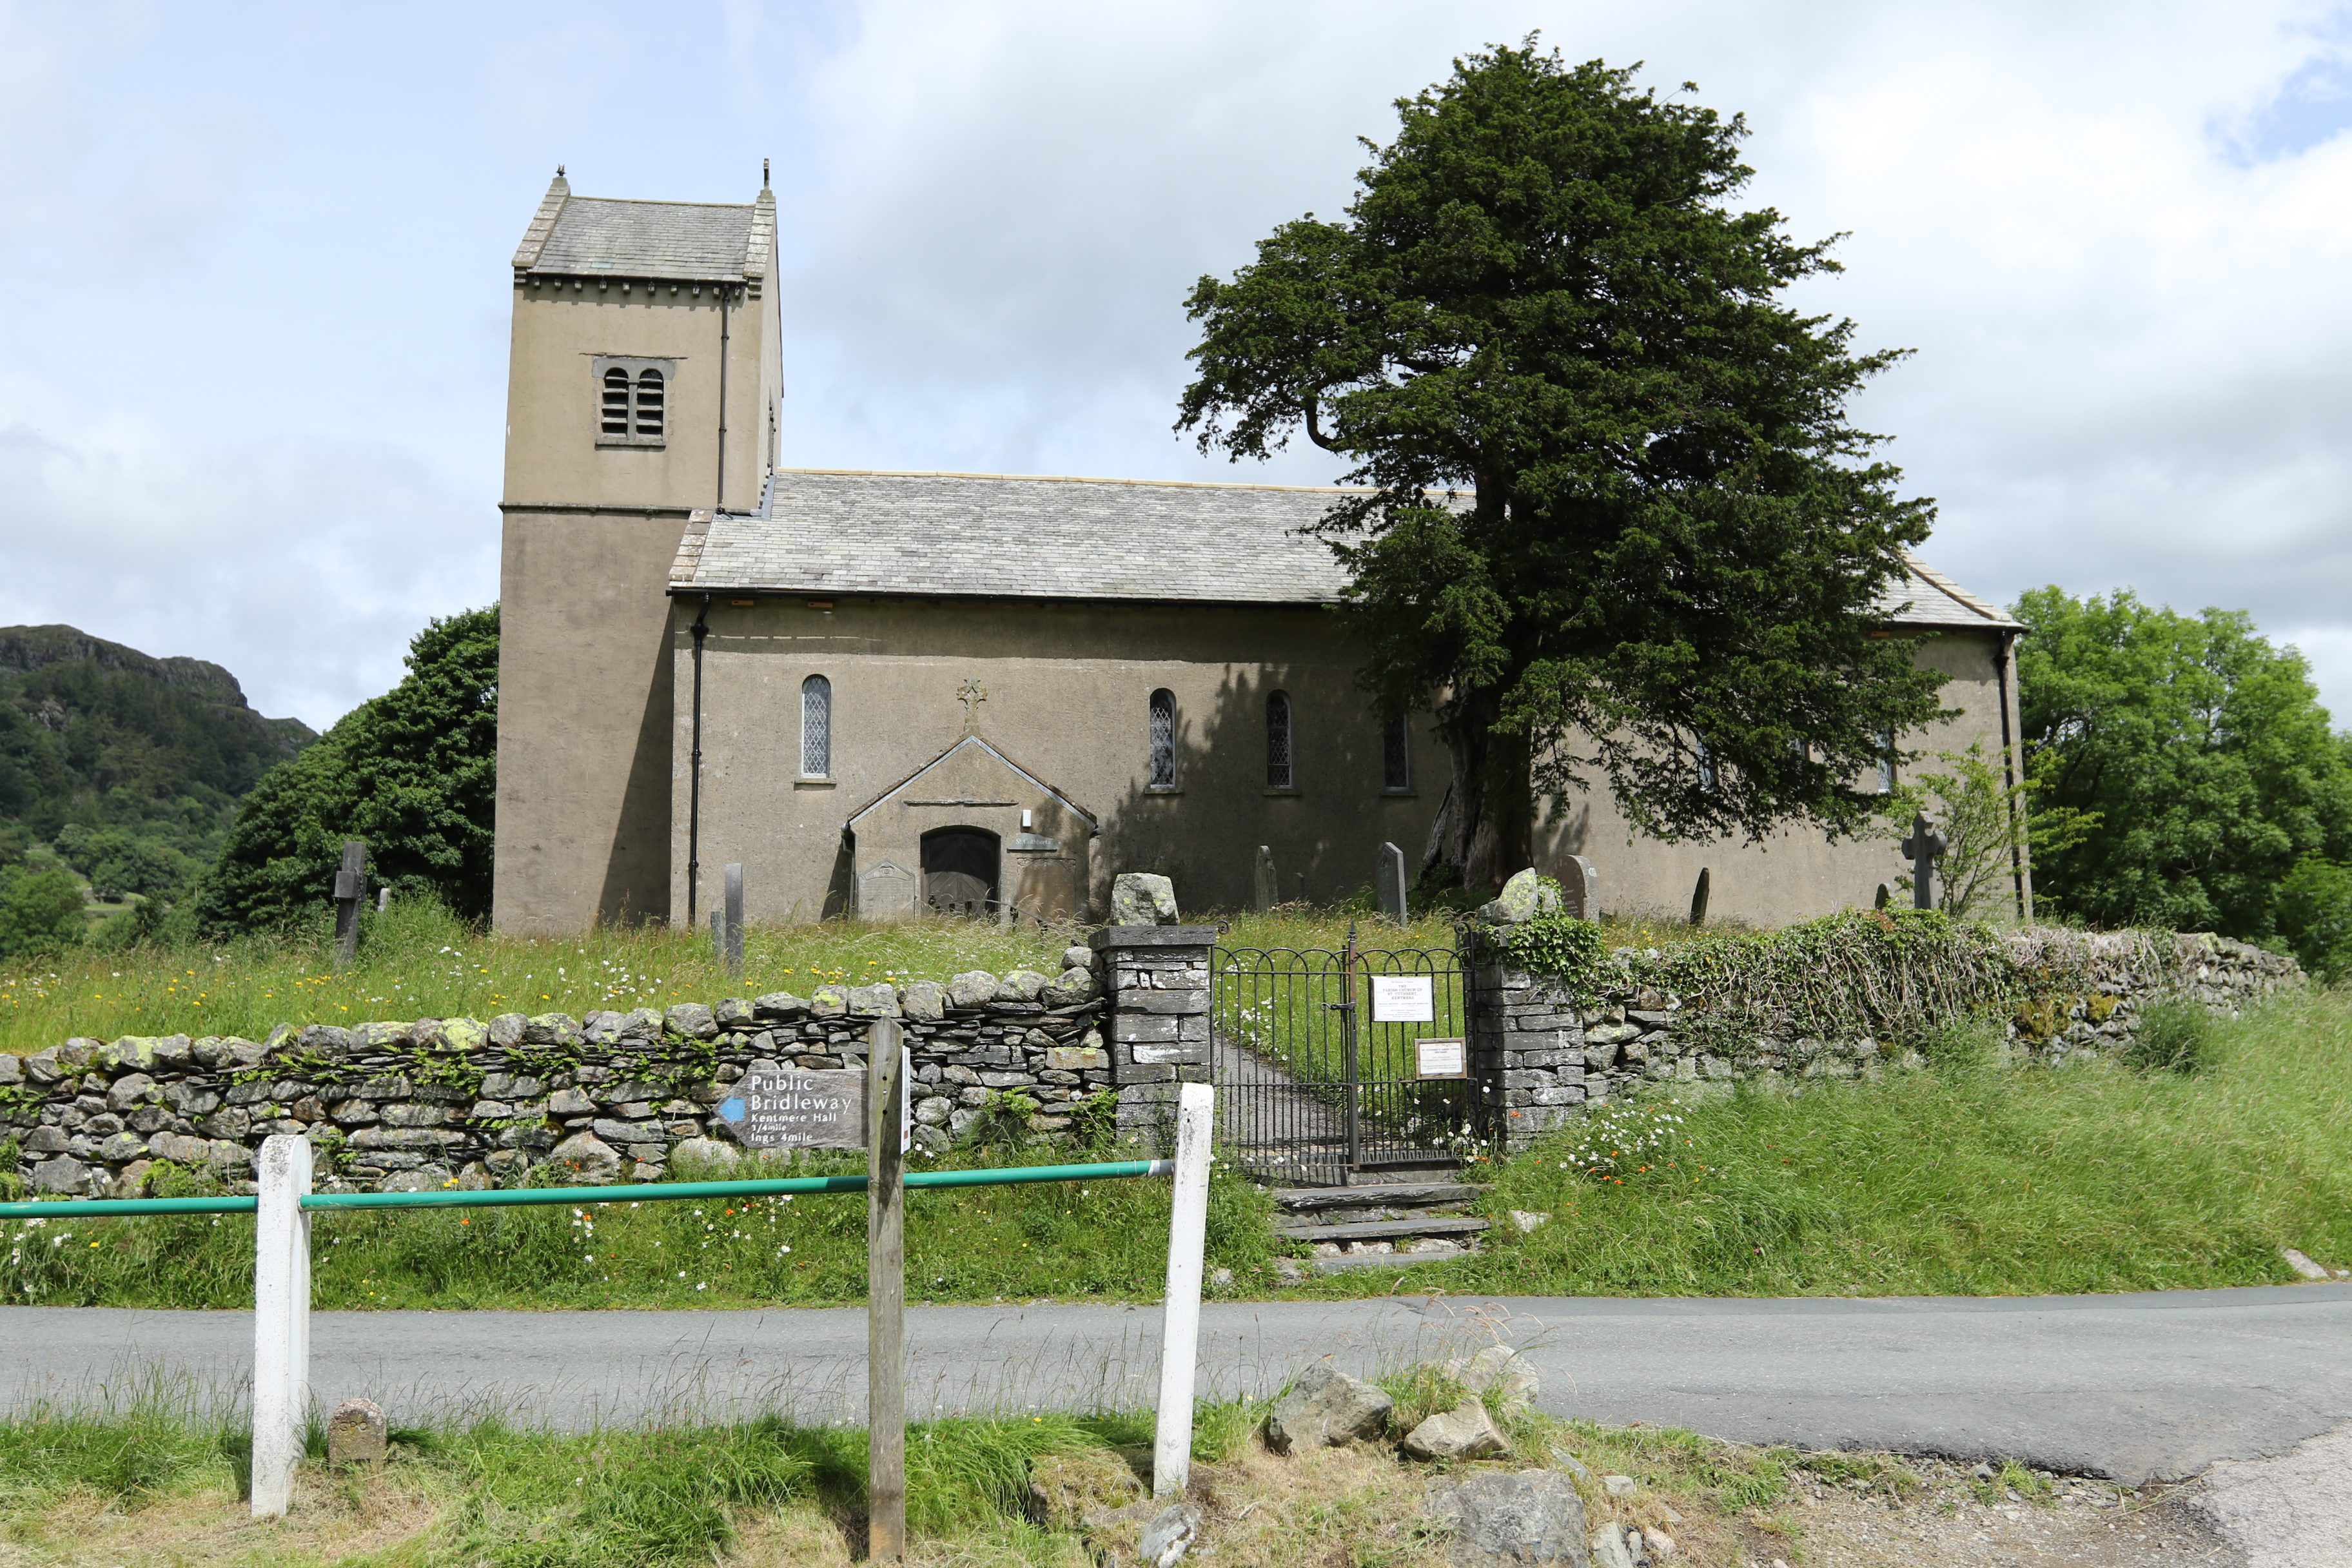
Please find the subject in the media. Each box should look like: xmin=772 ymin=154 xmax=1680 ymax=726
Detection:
xmin=1178 ymin=44 xmax=1950 ymax=891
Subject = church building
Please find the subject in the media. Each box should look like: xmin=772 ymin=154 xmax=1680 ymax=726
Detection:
xmin=493 ymin=173 xmax=2029 ymax=934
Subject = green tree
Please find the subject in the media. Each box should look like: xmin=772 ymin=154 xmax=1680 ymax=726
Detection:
xmin=1894 ymin=741 xmax=2097 ymax=921
xmin=0 ymin=866 xmax=86 ymax=959
xmin=2014 ymin=587 xmax=2352 ymax=939
xmin=2275 ymin=854 xmax=2352 ymax=983
xmin=1176 ymin=42 xmax=1949 ymax=890
xmin=194 ymin=607 xmax=498 ymax=934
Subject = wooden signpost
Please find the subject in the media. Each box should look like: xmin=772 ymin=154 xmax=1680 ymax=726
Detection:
xmin=867 ymin=1019 xmax=907 ymax=1562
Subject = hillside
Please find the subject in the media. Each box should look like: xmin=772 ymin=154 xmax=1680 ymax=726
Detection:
xmin=0 ymin=625 xmax=317 ymax=898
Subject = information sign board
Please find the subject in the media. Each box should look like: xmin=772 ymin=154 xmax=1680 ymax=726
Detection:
xmin=716 ymin=1066 xmax=865 ymax=1150
xmin=1414 ymin=1037 xmax=1467 ymax=1079
xmin=1369 ymin=974 xmax=1436 ymax=1023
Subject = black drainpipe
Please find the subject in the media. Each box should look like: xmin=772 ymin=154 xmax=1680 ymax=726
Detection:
xmin=687 ymin=593 xmax=711 ymax=930
xmin=1996 ymin=627 xmax=2026 ymax=919
xmin=715 ymin=286 xmax=732 ymax=510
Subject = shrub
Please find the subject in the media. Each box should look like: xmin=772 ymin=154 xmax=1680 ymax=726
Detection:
xmin=0 ymin=867 xmax=84 ymax=959
xmin=2277 ymin=854 xmax=2352 ymax=984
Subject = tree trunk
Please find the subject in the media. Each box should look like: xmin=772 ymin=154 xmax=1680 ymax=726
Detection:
xmin=1433 ymin=691 xmax=1533 ymax=896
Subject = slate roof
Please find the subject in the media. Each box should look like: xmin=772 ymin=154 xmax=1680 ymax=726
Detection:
xmin=672 ymin=467 xmax=2015 ymax=628
xmin=511 ymin=174 xmax=769 ymax=283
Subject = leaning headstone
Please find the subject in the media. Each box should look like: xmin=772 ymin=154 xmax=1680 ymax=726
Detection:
xmin=1424 ymin=1470 xmax=1590 ymax=1567
xmin=1556 ymin=856 xmax=1598 ymax=920
xmin=1688 ymin=867 xmax=1710 ymax=927
xmin=1377 ymin=842 xmax=1409 ymax=921
xmin=1111 ymin=872 xmax=1179 ymax=925
xmin=326 ymin=1397 xmax=387 ymax=1465
xmin=1253 ymin=847 xmax=1279 ymax=913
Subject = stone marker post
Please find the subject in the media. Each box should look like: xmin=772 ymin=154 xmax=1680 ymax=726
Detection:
xmin=331 ymin=840 xmax=366 ymax=972
xmin=1377 ymin=842 xmax=1408 ymax=921
xmin=1254 ymin=847 xmax=1278 ymax=914
xmin=1900 ymin=814 xmax=1948 ymax=912
xmin=327 ymin=1398 xmax=387 ymax=1465
xmin=723 ymin=863 xmax=745 ymax=977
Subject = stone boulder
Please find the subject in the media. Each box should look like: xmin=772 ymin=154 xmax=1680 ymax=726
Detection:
xmin=1025 ymin=1447 xmax=1143 ymax=1531
xmin=714 ymin=997 xmax=757 ymax=1029
xmin=1041 ymin=967 xmax=1099 ymax=1006
xmin=942 ymin=970 xmax=995 ymax=1009
xmin=1062 ymin=945 xmax=1097 ymax=973
xmin=899 ymin=981 xmax=947 ymax=1021
xmin=489 ymin=1014 xmax=528 ymax=1048
xmin=1400 ymin=1396 xmax=1511 ymax=1461
xmin=1425 ymin=1470 xmax=1589 ymax=1567
xmin=671 ymin=1136 xmax=741 ymax=1171
xmin=549 ymin=1131 xmax=622 ymax=1182
xmin=663 ymin=1003 xmax=718 ymax=1040
xmin=29 ymin=1155 xmax=97 ymax=1195
xmin=810 ymin=986 xmax=849 ymax=1019
xmin=440 ymin=1017 xmax=490 ymax=1051
xmin=994 ymin=970 xmax=1052 ymax=1003
xmin=1264 ymin=1365 xmax=1393 ymax=1453
xmin=1449 ymin=1344 xmax=1542 ymax=1409
xmin=104 ymin=1072 xmax=157 ymax=1113
xmin=1111 ymin=872 xmax=1180 ymax=926
xmin=1478 ymin=868 xmax=1563 ymax=928
xmin=1139 ymin=1502 xmax=1202 ymax=1568
xmin=754 ymin=992 xmax=811 ymax=1019
xmin=847 ymin=982 xmax=900 ymax=1018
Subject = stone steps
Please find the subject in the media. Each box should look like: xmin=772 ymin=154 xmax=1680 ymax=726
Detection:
xmin=1269 ymin=1177 xmax=1491 ymax=1271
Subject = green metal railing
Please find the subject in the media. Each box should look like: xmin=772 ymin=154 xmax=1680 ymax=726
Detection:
xmin=0 ymin=1159 xmax=1174 ymax=1221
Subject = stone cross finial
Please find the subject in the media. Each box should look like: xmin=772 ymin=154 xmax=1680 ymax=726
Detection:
xmin=956 ymin=680 xmax=987 ymax=728
xmin=1899 ymin=812 xmax=1948 ymax=911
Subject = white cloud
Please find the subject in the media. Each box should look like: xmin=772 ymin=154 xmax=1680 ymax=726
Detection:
xmin=5 ymin=0 xmax=2352 ymax=728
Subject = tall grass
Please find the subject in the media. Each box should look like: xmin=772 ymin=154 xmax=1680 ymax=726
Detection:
xmin=0 ymin=896 xmax=1073 ymax=1057
xmin=0 ymin=1143 xmax=1286 ymax=1310
xmin=1429 ymin=986 xmax=2352 ymax=1298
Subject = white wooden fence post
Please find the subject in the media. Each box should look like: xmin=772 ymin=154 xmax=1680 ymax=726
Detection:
xmin=251 ymin=1134 xmax=313 ymax=1518
xmin=1153 ymin=1081 xmax=1215 ymax=1498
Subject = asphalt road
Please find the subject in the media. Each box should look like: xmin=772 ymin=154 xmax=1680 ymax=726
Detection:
xmin=8 ymin=1282 xmax=2352 ymax=1485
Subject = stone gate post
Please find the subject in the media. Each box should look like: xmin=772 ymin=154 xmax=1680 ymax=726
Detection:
xmin=1092 ymin=925 xmax=1216 ymax=1149
xmin=1464 ymin=917 xmax=1588 ymax=1153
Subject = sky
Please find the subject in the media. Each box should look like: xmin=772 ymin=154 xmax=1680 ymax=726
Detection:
xmin=3 ymin=0 xmax=2351 ymax=732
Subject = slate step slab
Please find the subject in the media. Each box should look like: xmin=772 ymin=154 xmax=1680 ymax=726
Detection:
xmin=1279 ymin=1215 xmax=1491 ymax=1242
xmin=1275 ymin=1181 xmax=1485 ymax=1213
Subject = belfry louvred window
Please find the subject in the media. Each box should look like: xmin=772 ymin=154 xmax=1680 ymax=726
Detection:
xmin=601 ymin=368 xmax=631 ymax=435
xmin=1383 ymin=714 xmax=1411 ymax=791
xmin=634 ymin=368 xmax=663 ymax=436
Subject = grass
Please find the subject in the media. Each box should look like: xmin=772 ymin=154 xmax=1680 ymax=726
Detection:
xmin=0 ymin=1142 xmax=1286 ymax=1309
xmin=0 ymin=1364 xmax=1820 ymax=1568
xmin=1281 ymin=983 xmax=2352 ymax=1300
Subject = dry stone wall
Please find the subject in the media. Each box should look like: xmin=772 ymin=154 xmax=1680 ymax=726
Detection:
xmin=3 ymin=950 xmax=1112 ymax=1199
xmin=1473 ymin=925 xmax=2304 ymax=1151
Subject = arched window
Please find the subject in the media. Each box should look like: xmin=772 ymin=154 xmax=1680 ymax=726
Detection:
xmin=1382 ymin=713 xmax=1411 ymax=792
xmin=634 ymin=368 xmax=665 ymax=436
xmin=1265 ymin=691 xmax=1293 ymax=789
xmin=1148 ymin=689 xmax=1177 ymax=789
xmin=601 ymin=367 xmax=631 ymax=436
xmin=1876 ymin=729 xmax=1896 ymax=794
xmin=801 ymin=674 xmax=832 ymax=777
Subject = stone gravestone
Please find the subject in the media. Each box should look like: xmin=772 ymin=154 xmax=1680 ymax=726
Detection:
xmin=1253 ymin=847 xmax=1279 ymax=914
xmin=1556 ymin=854 xmax=1598 ymax=920
xmin=1899 ymin=813 xmax=1948 ymax=912
xmin=326 ymin=1398 xmax=387 ymax=1465
xmin=1377 ymin=842 xmax=1408 ymax=921
xmin=715 ymin=1063 xmax=867 ymax=1150
xmin=857 ymin=859 xmax=917 ymax=920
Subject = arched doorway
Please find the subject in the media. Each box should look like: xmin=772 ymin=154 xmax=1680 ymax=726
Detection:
xmin=921 ymin=827 xmax=999 ymax=917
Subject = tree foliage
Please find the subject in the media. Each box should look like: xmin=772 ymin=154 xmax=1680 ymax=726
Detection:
xmin=195 ymin=607 xmax=498 ymax=935
xmin=0 ymin=867 xmax=86 ymax=960
xmin=1895 ymin=741 xmax=2097 ymax=922
xmin=2015 ymin=587 xmax=2352 ymax=941
xmin=1177 ymin=41 xmax=1949 ymax=889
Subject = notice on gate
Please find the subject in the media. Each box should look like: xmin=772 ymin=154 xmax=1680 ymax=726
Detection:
xmin=1369 ymin=974 xmax=1435 ymax=1023
xmin=1415 ymin=1037 xmax=1467 ymax=1079
xmin=717 ymin=1066 xmax=866 ymax=1150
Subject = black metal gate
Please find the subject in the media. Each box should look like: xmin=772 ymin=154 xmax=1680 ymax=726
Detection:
xmin=1211 ymin=925 xmax=1480 ymax=1184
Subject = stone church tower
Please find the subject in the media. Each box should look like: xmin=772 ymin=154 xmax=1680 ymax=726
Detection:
xmin=493 ymin=170 xmax=783 ymax=933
